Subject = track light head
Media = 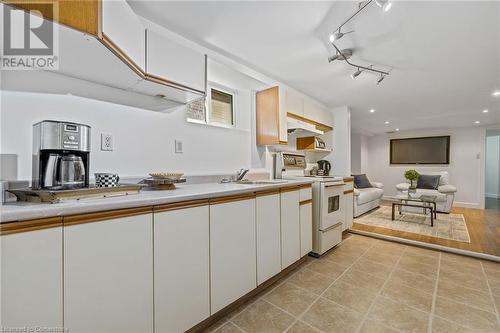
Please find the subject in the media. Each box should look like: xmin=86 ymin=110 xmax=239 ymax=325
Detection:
xmin=375 ymin=0 xmax=393 ymax=12
xmin=376 ymin=74 xmax=386 ymax=84
xmin=329 ymin=29 xmax=354 ymax=42
xmin=328 ymin=54 xmax=340 ymax=63
xmin=328 ymin=49 xmax=353 ymax=63
xmin=351 ymin=68 xmax=363 ymax=79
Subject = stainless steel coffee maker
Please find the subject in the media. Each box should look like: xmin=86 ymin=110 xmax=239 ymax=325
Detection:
xmin=32 ymin=120 xmax=91 ymax=190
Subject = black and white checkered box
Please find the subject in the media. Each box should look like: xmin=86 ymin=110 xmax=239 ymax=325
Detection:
xmin=95 ymin=173 xmax=120 ymax=187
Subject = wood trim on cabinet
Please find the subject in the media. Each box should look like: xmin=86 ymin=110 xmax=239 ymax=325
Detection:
xmin=0 ymin=217 xmax=62 ymax=236
xmin=287 ymin=112 xmax=333 ymax=132
xmin=299 ymin=184 xmax=312 ymax=189
xmin=100 ymin=33 xmax=144 ymax=78
xmin=280 ymin=185 xmax=301 ymax=193
xmin=209 ymin=193 xmax=256 ymax=205
xmin=4 ymin=0 xmax=101 ymax=36
xmin=299 ymin=199 xmax=313 ymax=206
xmin=256 ymin=86 xmax=281 ymax=145
xmin=344 ymin=189 xmax=354 ymax=195
xmin=154 ymin=199 xmax=209 ymax=213
xmin=63 ymin=206 xmax=152 ymax=227
xmin=255 ymin=189 xmax=280 ymax=197
xmin=145 ymin=73 xmax=206 ymax=95
xmin=343 ymin=177 xmax=354 ymax=183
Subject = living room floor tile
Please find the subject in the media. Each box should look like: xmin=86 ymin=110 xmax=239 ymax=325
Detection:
xmin=350 ymin=257 xmax=394 ymax=280
xmin=323 ymin=280 xmax=378 ymax=314
xmin=388 ymin=268 xmax=437 ymax=294
xmin=431 ymin=316 xmax=478 ymax=333
xmin=437 ymin=279 xmax=496 ymax=313
xmin=338 ymin=268 xmax=387 ymax=293
xmin=358 ymin=319 xmax=400 ymax=333
xmin=381 ymin=279 xmax=434 ymax=313
xmin=302 ymin=297 xmax=362 ymax=333
xmin=439 ymin=267 xmax=490 ymax=293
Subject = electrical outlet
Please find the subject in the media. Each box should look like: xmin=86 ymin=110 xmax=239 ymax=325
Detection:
xmin=175 ymin=140 xmax=183 ymax=153
xmin=101 ymin=133 xmax=113 ymax=151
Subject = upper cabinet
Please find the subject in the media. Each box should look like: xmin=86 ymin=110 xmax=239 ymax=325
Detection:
xmin=146 ymin=30 xmax=206 ymax=93
xmin=2 ymin=0 xmax=206 ymax=111
xmin=304 ymin=99 xmax=333 ymax=128
xmin=285 ymin=89 xmax=304 ymax=117
xmin=256 ymin=86 xmax=288 ymax=145
xmin=102 ymin=0 xmax=146 ymax=73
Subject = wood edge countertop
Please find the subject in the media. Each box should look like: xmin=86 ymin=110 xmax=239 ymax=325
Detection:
xmin=1 ymin=181 xmax=320 ymax=234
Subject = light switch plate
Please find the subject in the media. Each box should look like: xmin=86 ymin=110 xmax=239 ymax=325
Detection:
xmin=101 ymin=133 xmax=113 ymax=151
xmin=175 ymin=140 xmax=183 ymax=153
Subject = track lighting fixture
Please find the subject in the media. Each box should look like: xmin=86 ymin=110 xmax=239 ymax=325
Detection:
xmin=329 ymin=29 xmax=354 ymax=42
xmin=351 ymin=68 xmax=363 ymax=79
xmin=327 ymin=0 xmax=393 ymax=84
xmin=375 ymin=0 xmax=393 ymax=12
xmin=377 ymin=74 xmax=386 ymax=84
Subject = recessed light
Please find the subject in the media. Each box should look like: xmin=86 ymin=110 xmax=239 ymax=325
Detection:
xmin=474 ymin=120 xmax=480 ymax=124
xmin=492 ymin=91 xmax=500 ymax=97
xmin=482 ymin=109 xmax=489 ymax=113
xmin=370 ymin=109 xmax=375 ymax=113
xmin=395 ymin=128 xmax=399 ymax=131
xmin=384 ymin=121 xmax=390 ymax=124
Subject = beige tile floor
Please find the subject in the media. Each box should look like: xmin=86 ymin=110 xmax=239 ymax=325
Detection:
xmin=207 ymin=234 xmax=500 ymax=333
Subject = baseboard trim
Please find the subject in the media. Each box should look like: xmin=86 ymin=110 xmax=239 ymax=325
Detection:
xmin=453 ymin=201 xmax=481 ymax=209
xmin=349 ymin=229 xmax=500 ymax=262
xmin=485 ymin=193 xmax=500 ymax=199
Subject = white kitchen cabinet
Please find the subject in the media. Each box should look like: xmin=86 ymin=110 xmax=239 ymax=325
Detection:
xmin=1 ymin=226 xmax=63 ymax=328
xmin=210 ymin=197 xmax=257 ymax=313
xmin=256 ymin=193 xmax=282 ymax=285
xmin=154 ymin=205 xmax=210 ymax=333
xmin=344 ymin=192 xmax=354 ymax=230
xmin=280 ymin=190 xmax=301 ymax=269
xmin=102 ymin=0 xmax=146 ymax=71
xmin=300 ymin=202 xmax=313 ymax=256
xmin=146 ymin=29 xmax=206 ymax=92
xmin=304 ymin=99 xmax=333 ymax=127
xmin=64 ymin=213 xmax=153 ymax=333
xmin=285 ymin=89 xmax=304 ymax=117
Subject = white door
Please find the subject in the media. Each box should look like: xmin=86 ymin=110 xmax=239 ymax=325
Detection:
xmin=280 ymin=190 xmax=301 ymax=268
xmin=300 ymin=202 xmax=313 ymax=256
xmin=256 ymin=193 xmax=282 ymax=285
xmin=154 ymin=205 xmax=210 ymax=332
xmin=64 ymin=214 xmax=153 ymax=333
xmin=320 ymin=183 xmax=345 ymax=231
xmin=210 ymin=198 xmax=256 ymax=313
xmin=102 ymin=0 xmax=146 ymax=71
xmin=1 ymin=227 xmax=63 ymax=328
xmin=146 ymin=30 xmax=206 ymax=92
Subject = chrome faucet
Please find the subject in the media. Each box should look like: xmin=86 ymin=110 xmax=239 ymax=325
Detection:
xmin=236 ymin=168 xmax=249 ymax=181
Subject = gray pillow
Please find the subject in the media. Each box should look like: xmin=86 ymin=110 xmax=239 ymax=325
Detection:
xmin=417 ymin=175 xmax=441 ymax=190
xmin=353 ymin=174 xmax=372 ymax=189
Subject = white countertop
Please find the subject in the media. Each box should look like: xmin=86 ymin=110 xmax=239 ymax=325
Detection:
xmin=0 ymin=180 xmax=314 ymax=223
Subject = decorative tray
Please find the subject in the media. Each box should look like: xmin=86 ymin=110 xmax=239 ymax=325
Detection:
xmin=7 ymin=184 xmax=144 ymax=204
xmin=139 ymin=177 xmax=186 ymax=190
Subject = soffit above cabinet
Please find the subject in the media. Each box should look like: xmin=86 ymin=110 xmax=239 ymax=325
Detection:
xmin=2 ymin=1 xmax=206 ymax=112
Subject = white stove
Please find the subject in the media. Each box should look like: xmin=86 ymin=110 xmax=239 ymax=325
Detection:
xmin=274 ymin=152 xmax=345 ymax=256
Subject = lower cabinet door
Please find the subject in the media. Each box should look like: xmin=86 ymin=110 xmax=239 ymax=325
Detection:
xmin=300 ymin=202 xmax=313 ymax=256
xmin=281 ymin=190 xmax=301 ymax=268
xmin=210 ymin=198 xmax=256 ymax=313
xmin=64 ymin=213 xmax=154 ymax=333
xmin=256 ymin=193 xmax=281 ymax=285
xmin=154 ymin=205 xmax=210 ymax=332
xmin=1 ymin=227 xmax=63 ymax=328
xmin=344 ymin=193 xmax=354 ymax=230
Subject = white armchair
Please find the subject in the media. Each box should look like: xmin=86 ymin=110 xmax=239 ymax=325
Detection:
xmin=354 ymin=181 xmax=384 ymax=217
xmin=396 ymin=171 xmax=457 ymax=213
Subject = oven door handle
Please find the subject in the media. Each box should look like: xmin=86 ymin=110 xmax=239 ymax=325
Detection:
xmin=325 ymin=184 xmax=343 ymax=188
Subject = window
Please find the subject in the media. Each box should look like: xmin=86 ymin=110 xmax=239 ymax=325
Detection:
xmin=187 ymin=84 xmax=235 ymax=127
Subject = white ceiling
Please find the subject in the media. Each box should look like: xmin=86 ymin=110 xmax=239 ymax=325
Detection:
xmin=129 ymin=1 xmax=500 ymax=134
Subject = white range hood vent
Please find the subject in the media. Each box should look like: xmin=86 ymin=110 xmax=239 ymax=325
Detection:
xmin=287 ymin=118 xmax=324 ymax=136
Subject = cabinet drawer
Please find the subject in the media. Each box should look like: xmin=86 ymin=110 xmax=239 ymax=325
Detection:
xmin=299 ymin=186 xmax=312 ymax=201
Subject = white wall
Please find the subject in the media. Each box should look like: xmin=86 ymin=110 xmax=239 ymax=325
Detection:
xmin=0 ymin=59 xmax=269 ymax=180
xmin=485 ymin=133 xmax=500 ymax=198
xmin=326 ymin=106 xmax=351 ymax=176
xmin=351 ymin=132 xmax=369 ymax=175
xmin=365 ymin=127 xmax=484 ymax=208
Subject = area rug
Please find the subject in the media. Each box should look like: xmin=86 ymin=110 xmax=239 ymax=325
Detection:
xmin=355 ymin=206 xmax=470 ymax=243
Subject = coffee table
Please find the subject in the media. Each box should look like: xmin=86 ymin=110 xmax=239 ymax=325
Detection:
xmin=390 ymin=194 xmax=438 ymax=226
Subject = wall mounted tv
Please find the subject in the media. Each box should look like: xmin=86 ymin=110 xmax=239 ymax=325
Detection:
xmin=390 ymin=136 xmax=450 ymax=164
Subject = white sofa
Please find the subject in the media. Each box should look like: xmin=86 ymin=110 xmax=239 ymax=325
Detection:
xmin=396 ymin=171 xmax=457 ymax=213
xmin=354 ymin=181 xmax=384 ymax=217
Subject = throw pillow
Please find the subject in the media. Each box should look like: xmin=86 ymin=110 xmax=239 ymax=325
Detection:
xmin=353 ymin=174 xmax=372 ymax=189
xmin=417 ymin=175 xmax=441 ymax=190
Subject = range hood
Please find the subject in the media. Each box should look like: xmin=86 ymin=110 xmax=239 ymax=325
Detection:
xmin=287 ymin=118 xmax=324 ymax=136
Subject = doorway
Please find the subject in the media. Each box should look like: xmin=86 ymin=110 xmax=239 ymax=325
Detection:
xmin=485 ymin=129 xmax=500 ymax=210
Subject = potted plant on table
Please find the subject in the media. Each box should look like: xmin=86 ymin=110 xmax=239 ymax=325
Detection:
xmin=404 ymin=169 xmax=420 ymax=194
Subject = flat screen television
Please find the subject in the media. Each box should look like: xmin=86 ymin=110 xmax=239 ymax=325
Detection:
xmin=390 ymin=136 xmax=450 ymax=164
